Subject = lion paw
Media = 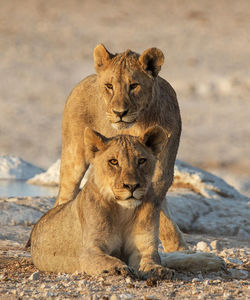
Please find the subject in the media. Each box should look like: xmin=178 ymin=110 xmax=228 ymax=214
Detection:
xmin=105 ymin=265 xmax=136 ymax=278
xmin=139 ymin=264 xmax=174 ymax=280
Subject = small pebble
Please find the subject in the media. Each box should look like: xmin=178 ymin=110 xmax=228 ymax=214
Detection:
xmin=28 ymin=271 xmax=40 ymax=281
xmin=197 ymin=272 xmax=203 ymax=280
xmin=196 ymin=241 xmax=211 ymax=252
xmin=204 ymin=280 xmax=210 ymax=286
xmin=229 ymin=269 xmax=248 ymax=279
xmin=212 ymin=279 xmax=221 ymax=284
xmin=210 ymin=240 xmax=223 ymax=251
xmin=223 ymin=292 xmax=232 ymax=298
xmin=119 ymin=294 xmax=135 ymax=299
xmin=78 ymin=279 xmax=88 ymax=286
xmin=125 ymin=277 xmax=132 ymax=284
xmin=219 ymin=250 xmax=228 ymax=257
xmin=225 ymin=257 xmax=243 ymax=265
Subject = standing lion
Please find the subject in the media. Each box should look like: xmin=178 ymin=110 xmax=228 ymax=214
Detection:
xmin=56 ymin=44 xmax=187 ymax=252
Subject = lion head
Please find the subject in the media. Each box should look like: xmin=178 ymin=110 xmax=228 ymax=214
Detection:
xmin=93 ymin=44 xmax=164 ymax=130
xmin=84 ymin=126 xmax=167 ymax=209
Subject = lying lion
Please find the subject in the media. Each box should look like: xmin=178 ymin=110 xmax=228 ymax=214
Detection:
xmin=31 ymin=127 xmax=225 ymax=279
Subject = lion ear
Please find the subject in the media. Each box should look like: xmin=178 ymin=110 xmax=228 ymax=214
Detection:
xmin=140 ymin=126 xmax=170 ymax=155
xmin=84 ymin=127 xmax=108 ymax=160
xmin=139 ymin=48 xmax=164 ymax=78
xmin=93 ymin=44 xmax=113 ymax=71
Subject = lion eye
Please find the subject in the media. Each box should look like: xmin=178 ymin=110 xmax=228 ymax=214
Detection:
xmin=138 ymin=158 xmax=147 ymax=165
xmin=109 ymin=159 xmax=118 ymax=166
xmin=130 ymin=83 xmax=139 ymax=90
xmin=105 ymin=83 xmax=113 ymax=90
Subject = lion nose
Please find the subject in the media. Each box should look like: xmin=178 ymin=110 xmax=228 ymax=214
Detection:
xmin=123 ymin=183 xmax=140 ymax=192
xmin=112 ymin=109 xmax=128 ymax=118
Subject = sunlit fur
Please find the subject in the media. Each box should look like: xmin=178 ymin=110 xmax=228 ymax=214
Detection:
xmin=97 ymin=50 xmax=154 ymax=129
xmin=56 ymin=44 xmax=187 ymax=252
xmin=90 ymin=134 xmax=157 ymax=209
xmin=32 ymin=127 xmax=225 ymax=278
xmin=31 ymin=127 xmax=175 ymax=279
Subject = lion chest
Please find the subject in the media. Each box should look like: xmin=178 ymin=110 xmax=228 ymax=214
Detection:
xmin=108 ymin=234 xmax=123 ymax=257
xmin=108 ymin=233 xmax=134 ymax=264
xmin=104 ymin=217 xmax=134 ymax=263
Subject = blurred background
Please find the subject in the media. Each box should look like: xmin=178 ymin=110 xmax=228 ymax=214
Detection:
xmin=0 ymin=0 xmax=249 ymax=195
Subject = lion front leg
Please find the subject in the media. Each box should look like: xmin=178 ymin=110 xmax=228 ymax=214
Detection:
xmin=151 ymin=169 xmax=188 ymax=252
xmin=79 ymin=249 xmax=134 ymax=277
xmin=128 ymin=203 xmax=174 ymax=280
xmin=128 ymin=235 xmax=174 ymax=280
xmin=55 ymin=140 xmax=88 ymax=207
xmin=136 ymin=250 xmax=174 ymax=280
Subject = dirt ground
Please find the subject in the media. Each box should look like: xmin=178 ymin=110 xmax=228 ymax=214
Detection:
xmin=0 ymin=234 xmax=249 ymax=299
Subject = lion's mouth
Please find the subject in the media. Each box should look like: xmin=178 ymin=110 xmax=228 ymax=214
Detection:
xmin=114 ymin=188 xmax=145 ymax=208
xmin=106 ymin=112 xmax=137 ymax=130
xmin=111 ymin=120 xmax=135 ymax=130
xmin=117 ymin=199 xmax=142 ymax=209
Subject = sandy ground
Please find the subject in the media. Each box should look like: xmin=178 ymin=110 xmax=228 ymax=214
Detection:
xmin=0 ymin=1 xmax=249 ymax=183
xmin=0 ymin=234 xmax=249 ymax=299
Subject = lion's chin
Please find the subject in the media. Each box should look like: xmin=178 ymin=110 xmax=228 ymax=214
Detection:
xmin=117 ymin=199 xmax=142 ymax=209
xmin=111 ymin=121 xmax=135 ymax=130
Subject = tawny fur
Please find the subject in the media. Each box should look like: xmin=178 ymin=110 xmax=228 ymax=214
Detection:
xmin=56 ymin=45 xmax=187 ymax=252
xmin=160 ymin=251 xmax=226 ymax=273
xmin=31 ymin=127 xmax=173 ymax=279
xmin=31 ymin=128 xmax=226 ymax=278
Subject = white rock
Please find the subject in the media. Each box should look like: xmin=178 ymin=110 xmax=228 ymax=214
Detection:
xmin=196 ymin=241 xmax=211 ymax=252
xmin=204 ymin=279 xmax=210 ymax=286
xmin=229 ymin=268 xmax=248 ymax=279
xmin=78 ymin=279 xmax=88 ymax=286
xmin=237 ymin=228 xmax=250 ymax=239
xmin=1 ymin=159 xmax=249 ymax=241
xmin=217 ymin=78 xmax=232 ymax=94
xmin=125 ymin=277 xmax=133 ymax=284
xmin=169 ymin=160 xmax=250 ymax=236
xmin=119 ymin=294 xmax=135 ymax=300
xmin=210 ymin=240 xmax=223 ymax=251
xmin=173 ymin=160 xmax=243 ymax=199
xmin=223 ymin=292 xmax=232 ymax=298
xmin=0 ymin=201 xmax=43 ymax=226
xmin=0 ymin=155 xmax=44 ymax=180
xmin=27 ymin=158 xmax=90 ymax=188
xmin=27 ymin=159 xmax=60 ymax=186
xmin=29 ymin=271 xmax=40 ymax=280
xmin=225 ymin=257 xmax=243 ymax=265
xmin=45 ymin=291 xmax=56 ymax=297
